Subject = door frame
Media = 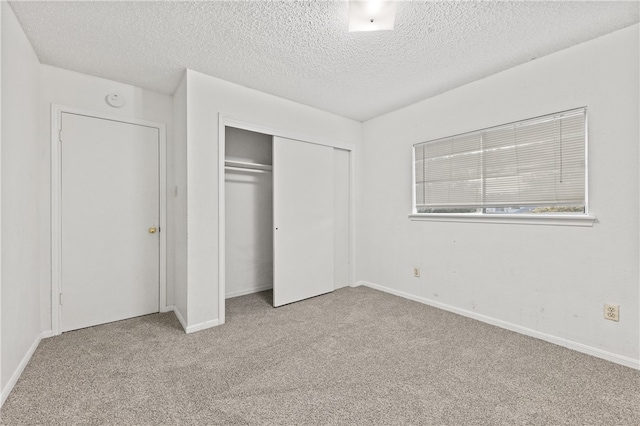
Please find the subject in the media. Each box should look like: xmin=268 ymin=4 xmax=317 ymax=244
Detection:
xmin=51 ymin=104 xmax=167 ymax=335
xmin=217 ymin=114 xmax=357 ymax=325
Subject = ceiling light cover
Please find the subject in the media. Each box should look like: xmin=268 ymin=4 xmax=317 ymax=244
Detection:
xmin=348 ymin=0 xmax=397 ymax=32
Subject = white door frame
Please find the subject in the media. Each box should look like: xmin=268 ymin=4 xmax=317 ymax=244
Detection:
xmin=51 ymin=104 xmax=167 ymax=335
xmin=218 ymin=114 xmax=357 ymax=325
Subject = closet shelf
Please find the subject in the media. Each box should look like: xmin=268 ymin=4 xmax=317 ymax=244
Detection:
xmin=224 ymin=160 xmax=273 ymax=173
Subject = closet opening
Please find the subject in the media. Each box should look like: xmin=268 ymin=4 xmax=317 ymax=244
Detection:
xmin=221 ymin=120 xmax=353 ymax=323
xmin=224 ymin=127 xmax=274 ymax=304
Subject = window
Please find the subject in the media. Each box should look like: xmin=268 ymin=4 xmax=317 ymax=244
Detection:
xmin=412 ymin=108 xmax=587 ymax=219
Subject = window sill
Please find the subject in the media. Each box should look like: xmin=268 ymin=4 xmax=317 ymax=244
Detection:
xmin=408 ymin=213 xmax=597 ymax=227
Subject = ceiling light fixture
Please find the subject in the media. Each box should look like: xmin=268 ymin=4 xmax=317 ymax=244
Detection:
xmin=348 ymin=0 xmax=397 ymax=32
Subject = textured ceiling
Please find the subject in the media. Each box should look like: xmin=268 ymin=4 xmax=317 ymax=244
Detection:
xmin=9 ymin=1 xmax=640 ymax=121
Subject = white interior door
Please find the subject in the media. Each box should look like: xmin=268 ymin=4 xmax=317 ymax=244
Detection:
xmin=61 ymin=112 xmax=160 ymax=332
xmin=273 ymin=137 xmax=334 ymax=307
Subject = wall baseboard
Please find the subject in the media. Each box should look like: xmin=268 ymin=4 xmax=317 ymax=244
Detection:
xmin=185 ymin=319 xmax=219 ymax=334
xmin=226 ymin=284 xmax=273 ymax=299
xmin=163 ymin=305 xmax=187 ymax=332
xmin=355 ymin=280 xmax=640 ymax=370
xmin=163 ymin=305 xmax=219 ymax=334
xmin=40 ymin=330 xmax=54 ymax=339
xmin=1 ymin=331 xmax=48 ymax=407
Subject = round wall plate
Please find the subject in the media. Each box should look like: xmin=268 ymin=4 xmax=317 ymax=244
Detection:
xmin=105 ymin=93 xmax=125 ymax=108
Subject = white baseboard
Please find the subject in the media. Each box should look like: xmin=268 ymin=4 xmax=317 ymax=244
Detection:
xmin=185 ymin=318 xmax=219 ymax=334
xmin=163 ymin=305 xmax=188 ymax=332
xmin=163 ymin=305 xmax=219 ymax=334
xmin=159 ymin=305 xmax=174 ymax=314
xmin=40 ymin=330 xmax=54 ymax=339
xmin=1 ymin=331 xmax=48 ymax=407
xmin=226 ymin=284 xmax=273 ymax=299
xmin=355 ymin=280 xmax=640 ymax=370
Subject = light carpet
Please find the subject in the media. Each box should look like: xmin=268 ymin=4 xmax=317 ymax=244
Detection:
xmin=2 ymin=286 xmax=639 ymax=425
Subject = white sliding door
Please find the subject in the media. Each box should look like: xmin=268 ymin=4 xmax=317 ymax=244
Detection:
xmin=273 ymin=137 xmax=334 ymax=307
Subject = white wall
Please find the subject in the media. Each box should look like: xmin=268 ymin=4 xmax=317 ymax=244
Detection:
xmin=39 ymin=65 xmax=175 ymax=332
xmin=0 ymin=0 xmax=3 ymax=397
xmin=182 ymin=69 xmax=361 ymax=330
xmin=358 ymin=24 xmax=640 ymax=366
xmin=225 ymin=127 xmax=273 ymax=298
xmin=173 ymin=74 xmax=188 ymax=325
xmin=225 ymin=127 xmax=273 ymax=164
xmin=334 ymin=148 xmax=350 ymax=289
xmin=1 ymin=0 xmax=42 ymax=400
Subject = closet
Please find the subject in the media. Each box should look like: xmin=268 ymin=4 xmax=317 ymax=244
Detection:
xmin=224 ymin=127 xmax=350 ymax=308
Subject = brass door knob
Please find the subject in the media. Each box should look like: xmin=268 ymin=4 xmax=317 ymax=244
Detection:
xmin=149 ymin=227 xmax=157 ymax=234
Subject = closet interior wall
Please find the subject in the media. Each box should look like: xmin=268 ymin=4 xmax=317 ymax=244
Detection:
xmin=225 ymin=127 xmax=274 ymax=299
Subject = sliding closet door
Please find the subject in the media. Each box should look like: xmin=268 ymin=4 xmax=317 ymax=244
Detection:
xmin=273 ymin=137 xmax=334 ymax=307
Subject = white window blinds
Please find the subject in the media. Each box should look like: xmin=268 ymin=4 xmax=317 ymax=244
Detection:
xmin=414 ymin=108 xmax=586 ymax=210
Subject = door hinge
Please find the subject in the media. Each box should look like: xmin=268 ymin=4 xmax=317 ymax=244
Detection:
xmin=59 ymin=293 xmax=63 ymax=305
xmin=59 ymin=129 xmax=63 ymax=142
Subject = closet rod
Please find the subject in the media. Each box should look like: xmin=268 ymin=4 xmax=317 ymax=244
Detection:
xmin=225 ymin=160 xmax=273 ymax=172
xmin=225 ymin=165 xmax=272 ymax=174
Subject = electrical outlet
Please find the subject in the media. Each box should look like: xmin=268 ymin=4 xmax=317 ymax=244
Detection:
xmin=604 ymin=304 xmax=619 ymax=322
xmin=413 ymin=267 xmax=420 ymax=278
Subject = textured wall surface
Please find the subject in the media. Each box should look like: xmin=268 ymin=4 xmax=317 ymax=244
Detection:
xmin=358 ymin=24 xmax=640 ymax=365
xmin=1 ymin=0 xmax=42 ymax=400
xmin=9 ymin=1 xmax=639 ymax=121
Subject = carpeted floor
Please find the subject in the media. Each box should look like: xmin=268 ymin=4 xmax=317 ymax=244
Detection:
xmin=2 ymin=286 xmax=639 ymax=425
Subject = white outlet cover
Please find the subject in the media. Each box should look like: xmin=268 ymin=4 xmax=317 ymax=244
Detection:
xmin=105 ymin=93 xmax=125 ymax=108
xmin=604 ymin=304 xmax=619 ymax=322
